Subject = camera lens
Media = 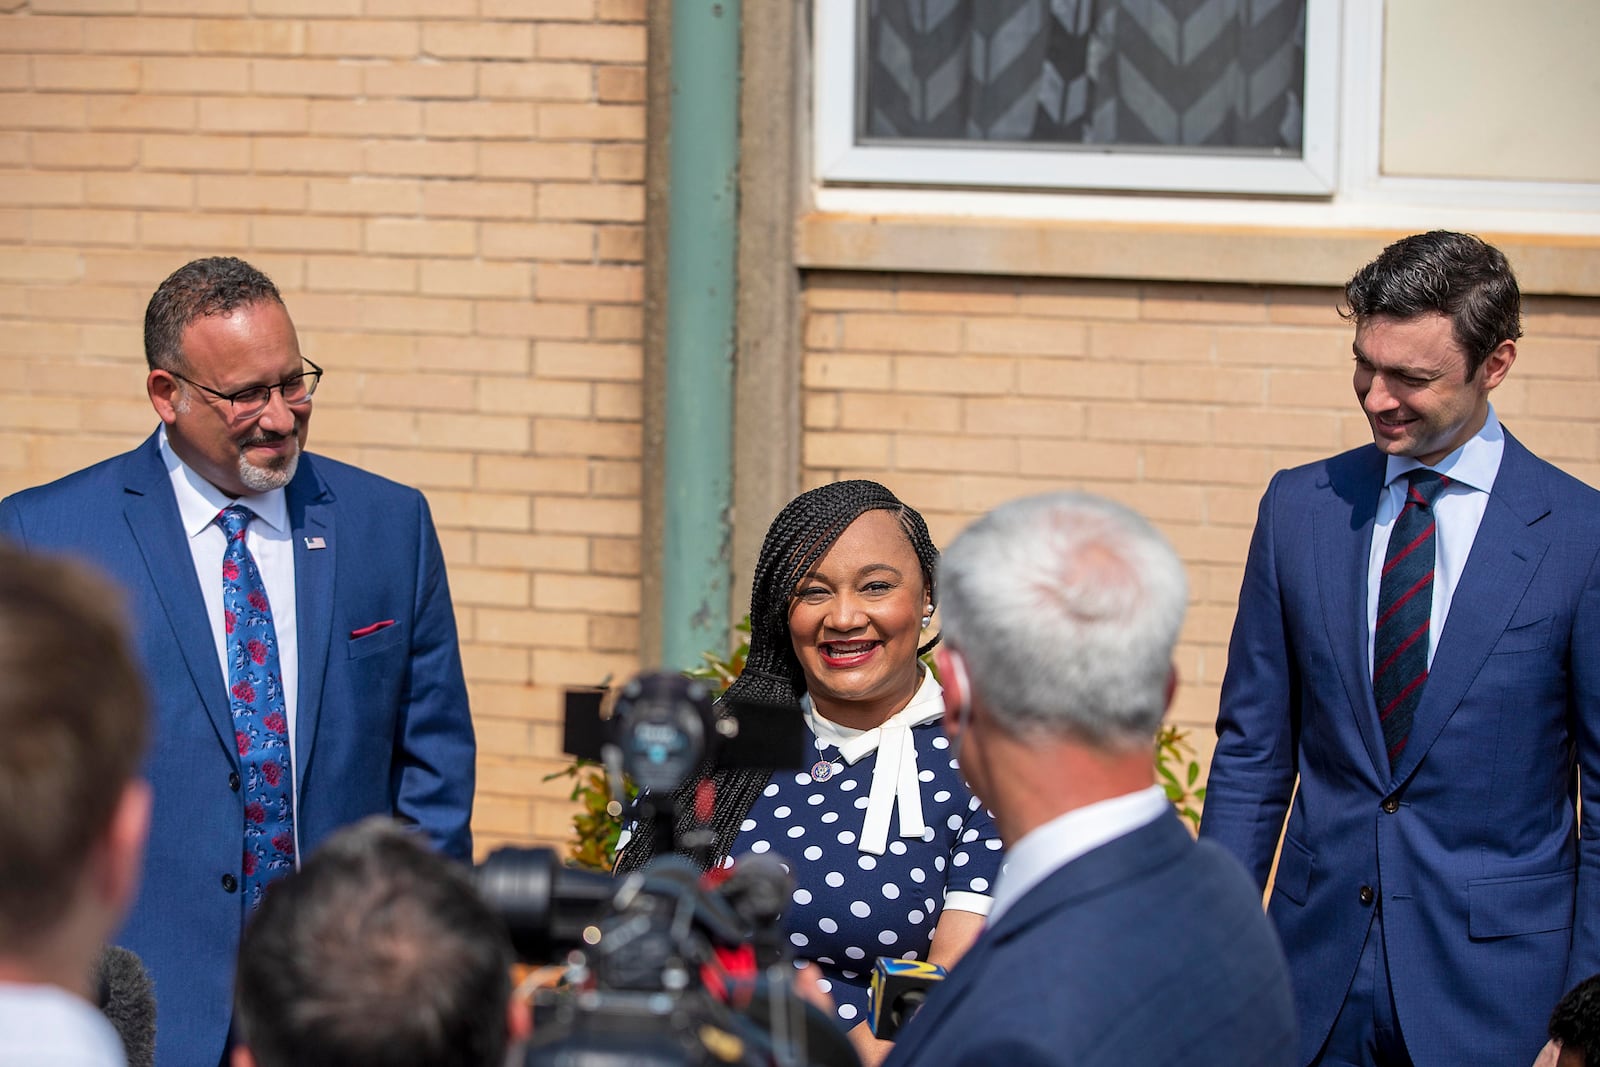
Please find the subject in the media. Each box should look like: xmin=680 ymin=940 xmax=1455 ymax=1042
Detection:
xmin=612 ymin=673 xmax=712 ymax=793
xmin=476 ymin=847 xmax=614 ymax=963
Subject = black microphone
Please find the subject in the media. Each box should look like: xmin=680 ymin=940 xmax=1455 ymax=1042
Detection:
xmin=721 ymin=852 xmax=795 ymax=969
xmin=868 ymin=957 xmax=947 ymax=1039
xmin=94 ymin=944 xmax=157 ymax=1067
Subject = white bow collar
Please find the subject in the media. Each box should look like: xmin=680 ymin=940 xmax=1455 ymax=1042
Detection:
xmin=802 ymin=671 xmax=946 ymax=856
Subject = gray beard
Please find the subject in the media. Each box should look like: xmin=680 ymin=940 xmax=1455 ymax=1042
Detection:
xmin=237 ymin=445 xmax=299 ymax=493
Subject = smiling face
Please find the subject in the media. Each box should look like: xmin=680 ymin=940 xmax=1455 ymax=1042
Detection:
xmin=1352 ymin=311 xmax=1514 ymax=467
xmin=147 ymin=300 xmax=311 ymax=498
xmin=788 ymin=509 xmax=930 ymax=731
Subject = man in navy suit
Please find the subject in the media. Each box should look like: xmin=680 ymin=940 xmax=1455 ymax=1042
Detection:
xmin=884 ymin=491 xmax=1296 ymax=1067
xmin=0 ymin=257 xmax=476 ymax=1067
xmin=1201 ymin=231 xmax=1600 ymax=1067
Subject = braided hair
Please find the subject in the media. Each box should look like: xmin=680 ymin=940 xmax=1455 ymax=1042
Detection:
xmin=614 ymin=480 xmax=941 ymax=873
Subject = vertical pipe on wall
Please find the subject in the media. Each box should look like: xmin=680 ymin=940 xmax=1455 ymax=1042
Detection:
xmin=659 ymin=0 xmax=741 ymax=670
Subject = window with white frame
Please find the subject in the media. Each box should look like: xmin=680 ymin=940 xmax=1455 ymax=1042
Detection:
xmin=818 ymin=0 xmax=1339 ymax=196
xmin=812 ymin=0 xmax=1600 ymax=232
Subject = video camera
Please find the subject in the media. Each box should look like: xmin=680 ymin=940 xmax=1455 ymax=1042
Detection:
xmin=477 ymin=671 xmax=859 ymax=1067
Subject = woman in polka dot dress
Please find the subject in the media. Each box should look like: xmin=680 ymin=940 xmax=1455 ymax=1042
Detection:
xmin=615 ymin=481 xmax=1002 ymax=1066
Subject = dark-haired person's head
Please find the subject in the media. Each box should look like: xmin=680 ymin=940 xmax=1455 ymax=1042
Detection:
xmin=1342 ymin=230 xmax=1521 ymax=382
xmin=0 ymin=548 xmax=154 ymax=1063
xmin=0 ymin=546 xmax=151 ymax=993
xmin=142 ymin=255 xmax=316 ymax=499
xmin=1342 ymin=231 xmax=1520 ymax=469
xmin=613 ymin=478 xmax=942 ymax=872
xmin=143 ymin=255 xmax=283 ymax=376
xmin=232 ymin=818 xmax=522 ymax=1067
xmin=1548 ymin=974 xmax=1600 ymax=1066
xmin=740 ymin=478 xmax=940 ymax=709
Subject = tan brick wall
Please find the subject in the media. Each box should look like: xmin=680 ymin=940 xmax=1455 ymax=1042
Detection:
xmin=7 ymin=0 xmax=1597 ymax=859
xmin=801 ymin=270 xmax=1600 ymax=772
xmin=0 ymin=0 xmax=648 ymax=855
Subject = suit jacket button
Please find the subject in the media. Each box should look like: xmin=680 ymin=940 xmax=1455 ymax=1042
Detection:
xmin=1381 ymin=797 xmax=1399 ymax=814
xmin=228 ymin=772 xmax=241 ymax=792
xmin=1359 ymin=885 xmax=1375 ymax=906
xmin=222 ymin=874 xmax=238 ymax=893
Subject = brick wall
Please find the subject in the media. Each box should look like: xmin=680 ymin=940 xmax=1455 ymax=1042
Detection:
xmin=6 ymin=0 xmax=1596 ymax=855
xmin=0 ymin=0 xmax=647 ymax=855
xmin=801 ymin=270 xmax=1600 ymax=768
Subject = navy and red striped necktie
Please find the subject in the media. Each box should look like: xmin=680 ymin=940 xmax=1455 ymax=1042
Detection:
xmin=1374 ymin=469 xmax=1450 ymax=770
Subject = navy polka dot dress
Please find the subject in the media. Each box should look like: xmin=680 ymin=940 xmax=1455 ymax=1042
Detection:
xmin=724 ymin=674 xmax=1001 ymax=1029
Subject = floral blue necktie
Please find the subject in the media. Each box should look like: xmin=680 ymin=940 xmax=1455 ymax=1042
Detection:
xmin=218 ymin=504 xmax=296 ymax=906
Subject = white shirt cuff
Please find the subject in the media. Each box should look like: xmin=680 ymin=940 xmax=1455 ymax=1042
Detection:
xmin=942 ymin=890 xmax=994 ymax=916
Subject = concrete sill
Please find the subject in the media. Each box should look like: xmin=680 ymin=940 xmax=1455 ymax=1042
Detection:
xmin=797 ymin=214 xmax=1600 ymax=297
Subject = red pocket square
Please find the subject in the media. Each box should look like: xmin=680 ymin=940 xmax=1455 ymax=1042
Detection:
xmin=350 ymin=620 xmax=396 ymax=639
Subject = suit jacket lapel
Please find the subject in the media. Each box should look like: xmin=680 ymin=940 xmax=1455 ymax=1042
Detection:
xmin=120 ymin=434 xmax=238 ymax=763
xmin=890 ymin=811 xmax=1194 ymax=1064
xmin=1315 ymin=448 xmax=1390 ymax=778
xmin=287 ymin=458 xmax=335 ymax=795
xmin=1389 ymin=432 xmax=1549 ymax=785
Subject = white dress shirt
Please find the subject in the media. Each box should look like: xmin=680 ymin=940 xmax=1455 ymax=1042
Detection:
xmin=1366 ymin=406 xmax=1505 ymax=675
xmin=0 ymin=982 xmax=126 ymax=1067
xmin=159 ymin=429 xmax=301 ymax=796
xmin=986 ymin=784 xmax=1169 ymax=926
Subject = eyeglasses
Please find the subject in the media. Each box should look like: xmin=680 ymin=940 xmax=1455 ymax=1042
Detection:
xmin=170 ymin=358 xmax=323 ymax=419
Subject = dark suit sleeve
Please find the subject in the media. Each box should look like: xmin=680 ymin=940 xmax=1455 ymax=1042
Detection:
xmin=1566 ymin=550 xmax=1600 ymax=989
xmin=944 ymin=1039 xmax=1070 ymax=1067
xmin=1199 ymin=471 xmax=1301 ymax=888
xmin=0 ymin=496 xmax=25 ymax=543
xmin=393 ymin=494 xmax=475 ymax=861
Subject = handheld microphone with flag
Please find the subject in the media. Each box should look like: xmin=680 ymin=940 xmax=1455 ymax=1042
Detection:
xmin=868 ymin=957 xmax=947 ymax=1039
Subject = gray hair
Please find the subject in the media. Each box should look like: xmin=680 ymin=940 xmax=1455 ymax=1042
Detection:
xmin=938 ymin=492 xmax=1187 ymax=752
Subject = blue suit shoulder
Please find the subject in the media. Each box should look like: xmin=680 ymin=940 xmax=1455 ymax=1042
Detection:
xmin=0 ymin=443 xmax=155 ymax=546
xmin=1503 ymin=430 xmax=1600 ymax=504
xmin=290 ymin=454 xmax=442 ymax=554
xmin=1269 ymin=442 xmax=1380 ymax=492
xmin=907 ymin=814 xmax=1295 ymax=1067
xmin=1 ymin=447 xmax=133 ymax=504
xmin=296 ymin=451 xmax=426 ymax=504
xmin=0 ymin=439 xmax=427 ymax=509
xmin=1263 ymin=430 xmax=1599 ymax=500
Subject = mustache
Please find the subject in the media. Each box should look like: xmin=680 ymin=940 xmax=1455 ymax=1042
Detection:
xmin=239 ymin=431 xmax=294 ymax=448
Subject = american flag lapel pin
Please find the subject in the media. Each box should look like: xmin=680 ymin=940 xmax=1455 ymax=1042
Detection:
xmin=304 ymin=536 xmax=327 ymax=550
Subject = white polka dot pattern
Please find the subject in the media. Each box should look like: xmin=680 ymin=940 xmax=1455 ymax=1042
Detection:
xmin=730 ymin=717 xmax=1001 ymax=1031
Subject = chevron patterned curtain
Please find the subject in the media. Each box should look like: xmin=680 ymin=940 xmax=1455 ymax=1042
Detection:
xmin=862 ymin=0 xmax=1306 ymax=152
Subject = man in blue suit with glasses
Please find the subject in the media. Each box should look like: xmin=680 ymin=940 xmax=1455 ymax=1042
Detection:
xmin=0 ymin=256 xmax=476 ymax=1067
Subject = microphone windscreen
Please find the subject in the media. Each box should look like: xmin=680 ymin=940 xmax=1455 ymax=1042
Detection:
xmin=868 ymin=957 xmax=947 ymax=1040
xmin=94 ymin=944 xmax=157 ymax=1067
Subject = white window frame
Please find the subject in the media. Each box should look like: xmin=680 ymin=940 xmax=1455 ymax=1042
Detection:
xmin=1332 ymin=1 xmax=1600 ymax=219
xmin=815 ymin=0 xmax=1341 ymax=197
xmin=811 ymin=0 xmax=1600 ymax=235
